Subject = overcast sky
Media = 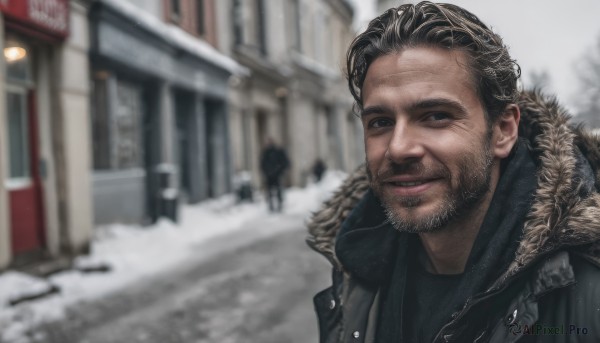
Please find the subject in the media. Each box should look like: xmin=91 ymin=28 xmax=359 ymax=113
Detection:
xmin=350 ymin=0 xmax=600 ymax=113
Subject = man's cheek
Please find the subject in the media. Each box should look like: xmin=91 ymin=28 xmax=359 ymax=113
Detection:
xmin=365 ymin=159 xmax=383 ymax=185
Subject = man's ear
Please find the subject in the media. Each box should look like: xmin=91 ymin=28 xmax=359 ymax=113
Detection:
xmin=492 ymin=104 xmax=520 ymax=159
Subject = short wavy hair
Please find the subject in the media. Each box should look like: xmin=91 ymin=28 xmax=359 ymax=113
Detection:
xmin=347 ymin=1 xmax=521 ymax=122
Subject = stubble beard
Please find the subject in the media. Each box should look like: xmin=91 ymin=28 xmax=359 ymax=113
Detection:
xmin=367 ymin=138 xmax=494 ymax=234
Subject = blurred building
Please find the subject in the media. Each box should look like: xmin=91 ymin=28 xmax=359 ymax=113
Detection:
xmin=216 ymin=0 xmax=364 ymax=187
xmin=0 ymin=0 xmax=93 ymax=269
xmin=88 ymin=0 xmax=245 ymax=226
xmin=377 ymin=0 xmax=404 ymax=14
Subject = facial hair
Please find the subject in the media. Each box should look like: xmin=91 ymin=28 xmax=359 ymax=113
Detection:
xmin=367 ymin=136 xmax=494 ymax=233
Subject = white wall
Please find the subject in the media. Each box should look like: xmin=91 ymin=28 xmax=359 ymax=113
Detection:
xmin=56 ymin=1 xmax=93 ymax=252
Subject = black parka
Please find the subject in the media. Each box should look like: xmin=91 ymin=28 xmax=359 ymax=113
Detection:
xmin=306 ymin=91 xmax=600 ymax=343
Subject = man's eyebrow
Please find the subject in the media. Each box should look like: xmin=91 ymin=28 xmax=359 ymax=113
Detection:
xmin=361 ymin=98 xmax=469 ymax=118
xmin=360 ymin=105 xmax=388 ymax=118
xmin=408 ymin=98 xmax=468 ymax=115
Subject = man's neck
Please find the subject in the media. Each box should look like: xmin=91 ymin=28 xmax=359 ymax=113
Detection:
xmin=418 ymin=174 xmax=499 ymax=275
xmin=417 ymin=210 xmax=485 ymax=275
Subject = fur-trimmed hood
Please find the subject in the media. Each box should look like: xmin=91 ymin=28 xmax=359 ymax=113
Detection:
xmin=306 ymin=90 xmax=600 ymax=283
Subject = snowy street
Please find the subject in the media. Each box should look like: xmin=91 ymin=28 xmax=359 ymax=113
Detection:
xmin=0 ymin=173 xmax=344 ymax=343
xmin=18 ymin=216 xmax=330 ymax=343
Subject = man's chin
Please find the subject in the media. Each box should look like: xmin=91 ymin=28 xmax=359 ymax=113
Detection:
xmin=381 ymin=192 xmax=426 ymax=210
xmin=382 ymin=201 xmax=452 ymax=233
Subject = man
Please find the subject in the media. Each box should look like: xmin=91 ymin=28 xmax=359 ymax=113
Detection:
xmin=307 ymin=2 xmax=600 ymax=342
xmin=313 ymin=159 xmax=327 ymax=183
xmin=260 ymin=137 xmax=290 ymax=212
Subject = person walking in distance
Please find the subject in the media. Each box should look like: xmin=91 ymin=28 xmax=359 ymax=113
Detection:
xmin=307 ymin=2 xmax=600 ymax=342
xmin=260 ymin=138 xmax=290 ymax=212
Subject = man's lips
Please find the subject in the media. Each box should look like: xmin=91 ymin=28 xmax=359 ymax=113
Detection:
xmin=383 ymin=176 xmax=440 ymax=185
xmin=382 ymin=177 xmax=441 ymax=196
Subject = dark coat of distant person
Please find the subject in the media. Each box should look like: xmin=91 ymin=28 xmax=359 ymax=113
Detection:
xmin=260 ymin=144 xmax=289 ymax=184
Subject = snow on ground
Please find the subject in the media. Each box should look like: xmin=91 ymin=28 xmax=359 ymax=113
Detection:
xmin=0 ymin=171 xmax=346 ymax=343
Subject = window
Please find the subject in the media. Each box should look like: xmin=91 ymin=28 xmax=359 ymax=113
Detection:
xmin=286 ymin=0 xmax=302 ymax=51
xmin=114 ymin=81 xmax=142 ymax=169
xmin=92 ymin=74 xmax=111 ymax=169
xmin=233 ymin=0 xmax=243 ymax=45
xmin=292 ymin=0 xmax=302 ymax=51
xmin=256 ymin=0 xmax=267 ymax=55
xmin=4 ymin=37 xmax=33 ymax=186
xmin=6 ymin=89 xmax=30 ymax=180
xmin=170 ymin=0 xmax=181 ymax=21
xmin=196 ymin=0 xmax=205 ymax=35
xmin=91 ymin=75 xmax=143 ymax=170
xmin=232 ymin=0 xmax=267 ymax=55
xmin=315 ymin=12 xmax=326 ymax=63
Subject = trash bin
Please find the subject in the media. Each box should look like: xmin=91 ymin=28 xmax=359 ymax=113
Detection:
xmin=234 ymin=171 xmax=254 ymax=203
xmin=155 ymin=164 xmax=179 ymax=222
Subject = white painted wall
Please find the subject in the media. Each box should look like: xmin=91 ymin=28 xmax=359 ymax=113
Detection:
xmin=56 ymin=1 xmax=93 ymax=253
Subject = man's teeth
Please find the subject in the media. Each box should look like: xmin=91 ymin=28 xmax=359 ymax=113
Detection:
xmin=393 ymin=181 xmax=425 ymax=186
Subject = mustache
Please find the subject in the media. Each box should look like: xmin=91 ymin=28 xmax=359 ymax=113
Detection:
xmin=372 ymin=161 xmax=449 ymax=181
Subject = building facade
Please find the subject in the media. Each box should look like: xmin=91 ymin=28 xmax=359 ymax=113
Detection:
xmin=216 ymin=0 xmax=363 ymax=188
xmin=89 ymin=0 xmax=243 ymax=225
xmin=377 ymin=0 xmax=403 ymax=14
xmin=0 ymin=0 xmax=93 ymax=269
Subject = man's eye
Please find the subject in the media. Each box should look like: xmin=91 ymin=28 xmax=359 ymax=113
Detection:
xmin=427 ymin=112 xmax=450 ymax=121
xmin=369 ymin=118 xmax=393 ymax=128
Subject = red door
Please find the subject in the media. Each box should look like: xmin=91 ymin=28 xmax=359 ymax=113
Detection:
xmin=6 ymin=88 xmax=45 ymax=255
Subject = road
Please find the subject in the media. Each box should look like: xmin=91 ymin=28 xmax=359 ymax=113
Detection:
xmin=22 ymin=213 xmax=332 ymax=343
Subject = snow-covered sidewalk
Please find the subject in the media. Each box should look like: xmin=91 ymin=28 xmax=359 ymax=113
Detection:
xmin=0 ymin=171 xmax=345 ymax=343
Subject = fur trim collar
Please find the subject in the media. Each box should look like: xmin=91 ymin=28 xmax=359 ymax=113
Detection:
xmin=306 ymin=90 xmax=600 ymax=279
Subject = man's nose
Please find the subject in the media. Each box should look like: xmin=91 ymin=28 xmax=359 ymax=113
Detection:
xmin=385 ymin=123 xmax=425 ymax=164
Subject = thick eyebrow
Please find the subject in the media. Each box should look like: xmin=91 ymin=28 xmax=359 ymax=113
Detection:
xmin=408 ymin=98 xmax=468 ymax=116
xmin=360 ymin=105 xmax=388 ymax=119
xmin=361 ymin=98 xmax=468 ymax=119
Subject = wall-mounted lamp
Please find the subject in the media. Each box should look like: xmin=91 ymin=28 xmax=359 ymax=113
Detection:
xmin=4 ymin=46 xmax=27 ymax=63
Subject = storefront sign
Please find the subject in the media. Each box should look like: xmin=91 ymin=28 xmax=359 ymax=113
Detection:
xmin=0 ymin=0 xmax=69 ymax=38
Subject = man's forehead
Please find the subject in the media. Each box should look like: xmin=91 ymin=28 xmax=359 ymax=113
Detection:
xmin=364 ymin=47 xmax=474 ymax=86
xmin=362 ymin=47 xmax=477 ymax=98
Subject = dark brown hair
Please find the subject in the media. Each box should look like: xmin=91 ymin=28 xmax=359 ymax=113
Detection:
xmin=347 ymin=1 xmax=521 ymax=122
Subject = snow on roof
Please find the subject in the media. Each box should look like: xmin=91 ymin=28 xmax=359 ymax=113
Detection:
xmin=99 ymin=0 xmax=249 ymax=76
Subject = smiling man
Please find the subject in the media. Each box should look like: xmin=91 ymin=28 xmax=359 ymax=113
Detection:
xmin=307 ymin=2 xmax=600 ymax=343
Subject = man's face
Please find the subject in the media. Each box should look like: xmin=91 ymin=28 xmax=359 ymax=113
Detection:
xmin=361 ymin=47 xmax=497 ymax=233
